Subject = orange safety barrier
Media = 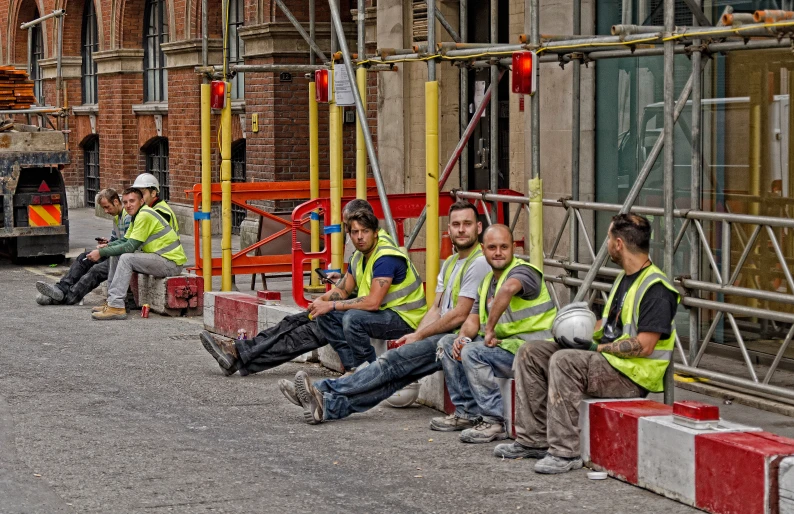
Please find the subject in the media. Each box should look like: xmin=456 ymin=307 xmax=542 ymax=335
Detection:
xmin=187 ymin=180 xmax=376 ymax=276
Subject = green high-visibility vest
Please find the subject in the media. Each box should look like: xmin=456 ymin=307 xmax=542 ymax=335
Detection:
xmin=152 ymin=199 xmax=179 ymax=232
xmin=440 ymin=244 xmax=483 ymax=308
xmin=128 ymin=205 xmax=187 ymax=266
xmin=350 ymin=237 xmax=427 ymax=329
xmin=594 ymin=263 xmax=680 ymax=393
xmin=478 ymin=257 xmax=556 ymax=354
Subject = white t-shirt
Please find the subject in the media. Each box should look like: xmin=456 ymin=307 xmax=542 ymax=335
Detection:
xmin=435 ymin=255 xmax=491 ymax=316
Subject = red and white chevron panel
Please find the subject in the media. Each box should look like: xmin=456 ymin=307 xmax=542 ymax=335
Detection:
xmin=579 ymin=398 xmax=794 ymax=514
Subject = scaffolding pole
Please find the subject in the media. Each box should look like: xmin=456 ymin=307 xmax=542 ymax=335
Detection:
xmin=356 ymin=0 xmax=368 ymax=200
xmin=490 ymin=0 xmax=499 ymax=220
xmin=459 ymin=0 xmax=469 ymax=191
xmin=569 ymin=0 xmax=581 ymax=300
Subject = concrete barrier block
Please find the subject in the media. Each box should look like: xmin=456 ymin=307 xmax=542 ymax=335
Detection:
xmin=495 ymin=377 xmax=516 ymax=438
xmin=696 ymin=431 xmax=794 ymax=514
xmin=417 ymin=370 xmax=446 ymax=411
xmin=211 ymin=293 xmax=260 ymax=339
xmin=319 ymin=345 xmax=345 ymax=373
xmin=134 ymin=274 xmax=203 ymax=316
xmin=203 ymin=292 xmax=216 ymax=331
xmin=780 ymin=456 xmax=794 ymax=513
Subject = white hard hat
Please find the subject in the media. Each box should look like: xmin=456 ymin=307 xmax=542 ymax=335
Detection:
xmin=552 ymin=304 xmax=597 ymax=342
xmin=385 ymin=381 xmax=420 ymax=408
xmin=132 ymin=173 xmax=160 ymax=193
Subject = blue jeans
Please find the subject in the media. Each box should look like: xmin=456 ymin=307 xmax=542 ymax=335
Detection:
xmin=317 ymin=309 xmax=413 ymax=371
xmin=438 ymin=334 xmax=515 ymax=423
xmin=314 ymin=333 xmax=445 ymax=420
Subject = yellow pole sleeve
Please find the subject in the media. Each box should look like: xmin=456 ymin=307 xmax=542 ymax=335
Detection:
xmin=309 ymin=81 xmax=321 ymax=289
xmin=425 ymin=80 xmax=440 ymax=306
xmin=330 ymin=69 xmax=344 ymax=273
xmin=528 ymin=177 xmax=544 ymax=271
xmin=355 ymin=67 xmax=368 ymax=200
xmin=220 ymin=82 xmax=233 ymax=291
xmin=200 ymin=83 xmax=212 ymax=292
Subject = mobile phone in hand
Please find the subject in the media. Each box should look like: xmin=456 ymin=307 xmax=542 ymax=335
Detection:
xmin=315 ymin=268 xmax=333 ymax=285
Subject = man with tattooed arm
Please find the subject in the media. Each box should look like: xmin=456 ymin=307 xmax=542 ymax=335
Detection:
xmin=493 ymin=213 xmax=680 ymax=475
xmin=309 ymin=209 xmax=428 ymax=373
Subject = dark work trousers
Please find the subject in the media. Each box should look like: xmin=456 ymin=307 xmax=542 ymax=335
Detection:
xmin=235 ymin=312 xmax=327 ymax=375
xmin=56 ymin=251 xmax=110 ymax=305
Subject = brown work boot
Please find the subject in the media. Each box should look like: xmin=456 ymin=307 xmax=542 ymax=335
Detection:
xmin=199 ymin=331 xmax=239 ymax=371
xmin=91 ymin=302 xmax=108 ymax=313
xmin=91 ymin=306 xmax=128 ymax=320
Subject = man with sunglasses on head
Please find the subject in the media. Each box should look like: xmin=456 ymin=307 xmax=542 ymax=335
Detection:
xmin=494 ymin=213 xmax=680 ymax=475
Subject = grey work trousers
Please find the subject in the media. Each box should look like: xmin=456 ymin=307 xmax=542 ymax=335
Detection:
xmin=107 ymin=252 xmax=182 ymax=308
xmin=513 ymin=340 xmax=644 ymax=458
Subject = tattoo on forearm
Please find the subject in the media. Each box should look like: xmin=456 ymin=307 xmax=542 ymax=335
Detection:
xmin=328 ymin=291 xmax=343 ymax=301
xmin=339 ymin=296 xmax=365 ymax=306
xmin=376 ymin=278 xmax=390 ymax=289
xmin=600 ymin=337 xmax=644 ymax=358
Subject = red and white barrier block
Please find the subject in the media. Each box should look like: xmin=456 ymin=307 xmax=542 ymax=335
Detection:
xmin=202 ymin=291 xmax=289 ymax=339
xmin=579 ymin=398 xmax=794 ymax=514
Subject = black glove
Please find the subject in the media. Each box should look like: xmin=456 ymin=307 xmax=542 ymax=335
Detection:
xmin=555 ymin=336 xmax=598 ymax=351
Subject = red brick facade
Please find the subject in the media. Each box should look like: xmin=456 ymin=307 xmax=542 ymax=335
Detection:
xmin=1 ymin=0 xmax=376 ymax=232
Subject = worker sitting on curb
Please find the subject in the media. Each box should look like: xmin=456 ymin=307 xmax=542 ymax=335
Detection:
xmin=198 ymin=200 xmax=389 ymax=377
xmin=494 ymin=213 xmax=679 ymax=474
xmin=280 ymin=201 xmax=491 ymax=424
xmin=87 ymin=187 xmax=187 ymax=320
xmin=132 ymin=173 xmax=179 ymax=231
xmin=308 ymin=209 xmax=428 ymax=373
xmin=433 ymin=224 xmax=557 ymax=444
xmin=36 ymin=188 xmax=130 ymax=306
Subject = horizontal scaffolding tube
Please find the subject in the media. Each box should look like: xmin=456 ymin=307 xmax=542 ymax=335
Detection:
xmin=675 ymin=365 xmax=794 ymax=403
xmin=20 ymin=9 xmax=64 ymax=29
xmin=679 ymin=278 xmax=794 ymax=305
xmin=682 ymin=297 xmax=794 ymax=324
xmin=546 ymin=275 xmax=613 ymax=292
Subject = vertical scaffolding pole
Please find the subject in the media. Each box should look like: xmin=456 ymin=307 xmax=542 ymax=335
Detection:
xmin=662 ymin=0 xmax=676 ymax=404
xmin=356 ymin=0 xmax=368 ymax=200
xmin=689 ymin=27 xmax=703 ymax=362
xmin=788 ymin=71 xmax=794 ymax=260
xmin=528 ymin=0 xmax=543 ymax=269
xmin=328 ymin=0 xmax=344 ymax=275
xmin=308 ymin=0 xmax=322 ymax=290
xmin=490 ymin=0 xmax=499 ymax=220
xmin=459 ymin=0 xmax=469 ymax=190
xmin=569 ymin=0 xmax=581 ymax=299
xmin=220 ymin=81 xmax=233 ymax=291
xmin=426 ymin=0 xmax=440 ymax=304
xmin=201 ymin=84 xmax=212 ymax=292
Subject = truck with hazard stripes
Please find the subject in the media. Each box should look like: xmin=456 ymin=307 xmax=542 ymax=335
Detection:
xmin=0 ymin=125 xmax=69 ymax=260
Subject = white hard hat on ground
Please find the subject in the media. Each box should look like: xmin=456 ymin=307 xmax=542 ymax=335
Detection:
xmin=552 ymin=303 xmax=597 ymax=342
xmin=132 ymin=173 xmax=160 ymax=193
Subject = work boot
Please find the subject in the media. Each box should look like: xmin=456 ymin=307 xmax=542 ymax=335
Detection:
xmin=199 ymin=331 xmax=238 ymax=371
xmin=429 ymin=414 xmax=477 ymax=432
xmin=91 ymin=302 xmax=108 ymax=313
xmin=493 ymin=442 xmax=548 ymax=460
xmin=459 ymin=418 xmax=508 ymax=443
xmin=35 ymin=293 xmax=53 ymax=306
xmin=36 ymin=281 xmax=64 ymax=302
xmin=533 ymin=454 xmax=584 ymax=474
xmin=279 ymin=379 xmax=301 ymax=406
xmin=91 ymin=306 xmax=128 ymax=320
xmin=294 ymin=370 xmax=324 ymax=425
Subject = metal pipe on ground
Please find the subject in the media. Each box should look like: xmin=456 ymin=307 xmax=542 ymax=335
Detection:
xmin=327 ymin=0 xmax=399 ymax=243
xmin=675 ymin=364 xmax=794 ymax=403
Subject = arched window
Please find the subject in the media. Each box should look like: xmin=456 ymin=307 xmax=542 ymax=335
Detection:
xmin=231 ymin=140 xmax=246 ymax=234
xmin=143 ymin=0 xmax=168 ymax=102
xmin=84 ymin=137 xmax=100 ymax=207
xmin=227 ymin=0 xmax=244 ymax=100
xmin=30 ymin=10 xmax=44 ymax=104
xmin=145 ymin=138 xmax=169 ymax=200
xmin=81 ymin=0 xmax=99 ymax=104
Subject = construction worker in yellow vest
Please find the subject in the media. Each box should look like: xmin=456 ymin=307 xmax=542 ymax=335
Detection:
xmin=87 ymin=187 xmax=187 ymax=320
xmin=496 ymin=213 xmax=680 ymax=475
xmin=131 ymin=173 xmax=179 ymax=232
xmin=309 ymin=209 xmax=427 ymax=372
xmin=433 ymin=224 xmax=557 ymax=443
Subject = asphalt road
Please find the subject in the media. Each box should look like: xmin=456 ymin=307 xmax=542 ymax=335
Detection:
xmin=0 ymin=259 xmax=701 ymax=514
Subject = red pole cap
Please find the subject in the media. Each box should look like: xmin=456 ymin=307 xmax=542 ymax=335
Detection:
xmin=673 ymin=401 xmax=720 ymax=421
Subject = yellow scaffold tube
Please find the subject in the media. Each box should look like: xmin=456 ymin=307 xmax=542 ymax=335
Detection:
xmin=200 ymin=83 xmax=212 ymax=292
xmin=220 ymin=82 xmax=233 ymax=291
xmin=330 ymin=69 xmax=344 ymax=274
xmin=308 ymin=81 xmax=323 ymax=290
xmin=356 ymin=67 xmax=368 ymax=200
xmin=528 ymin=177 xmax=544 ymax=271
xmin=425 ymin=80 xmax=440 ymax=305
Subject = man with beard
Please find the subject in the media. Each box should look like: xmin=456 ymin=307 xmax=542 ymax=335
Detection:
xmin=432 ymin=224 xmax=557 ymax=443
xmin=282 ymin=201 xmax=490 ymax=424
xmin=309 ymin=209 xmax=428 ymax=373
xmin=494 ymin=213 xmax=679 ymax=475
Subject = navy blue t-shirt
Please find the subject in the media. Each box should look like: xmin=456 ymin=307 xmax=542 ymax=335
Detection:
xmin=367 ymin=255 xmax=407 ymax=285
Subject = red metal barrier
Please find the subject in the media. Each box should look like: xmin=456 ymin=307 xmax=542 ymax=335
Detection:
xmin=291 ymin=191 xmax=521 ymax=307
xmin=187 ymin=180 xmax=375 ymax=276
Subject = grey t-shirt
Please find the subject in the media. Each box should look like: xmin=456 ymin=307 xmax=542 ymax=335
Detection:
xmin=470 ymin=264 xmax=542 ymax=315
xmin=435 ymin=256 xmax=491 ymax=316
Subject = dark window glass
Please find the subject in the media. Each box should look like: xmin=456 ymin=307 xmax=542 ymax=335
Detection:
xmin=228 ymin=0 xmax=245 ymax=100
xmin=81 ymin=0 xmax=99 ymax=104
xmin=145 ymin=139 xmax=169 ymax=200
xmin=143 ymin=0 xmax=168 ymax=102
xmin=31 ymin=15 xmax=44 ymax=105
xmin=231 ymin=140 xmax=246 ymax=234
xmin=84 ymin=137 xmax=100 ymax=207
